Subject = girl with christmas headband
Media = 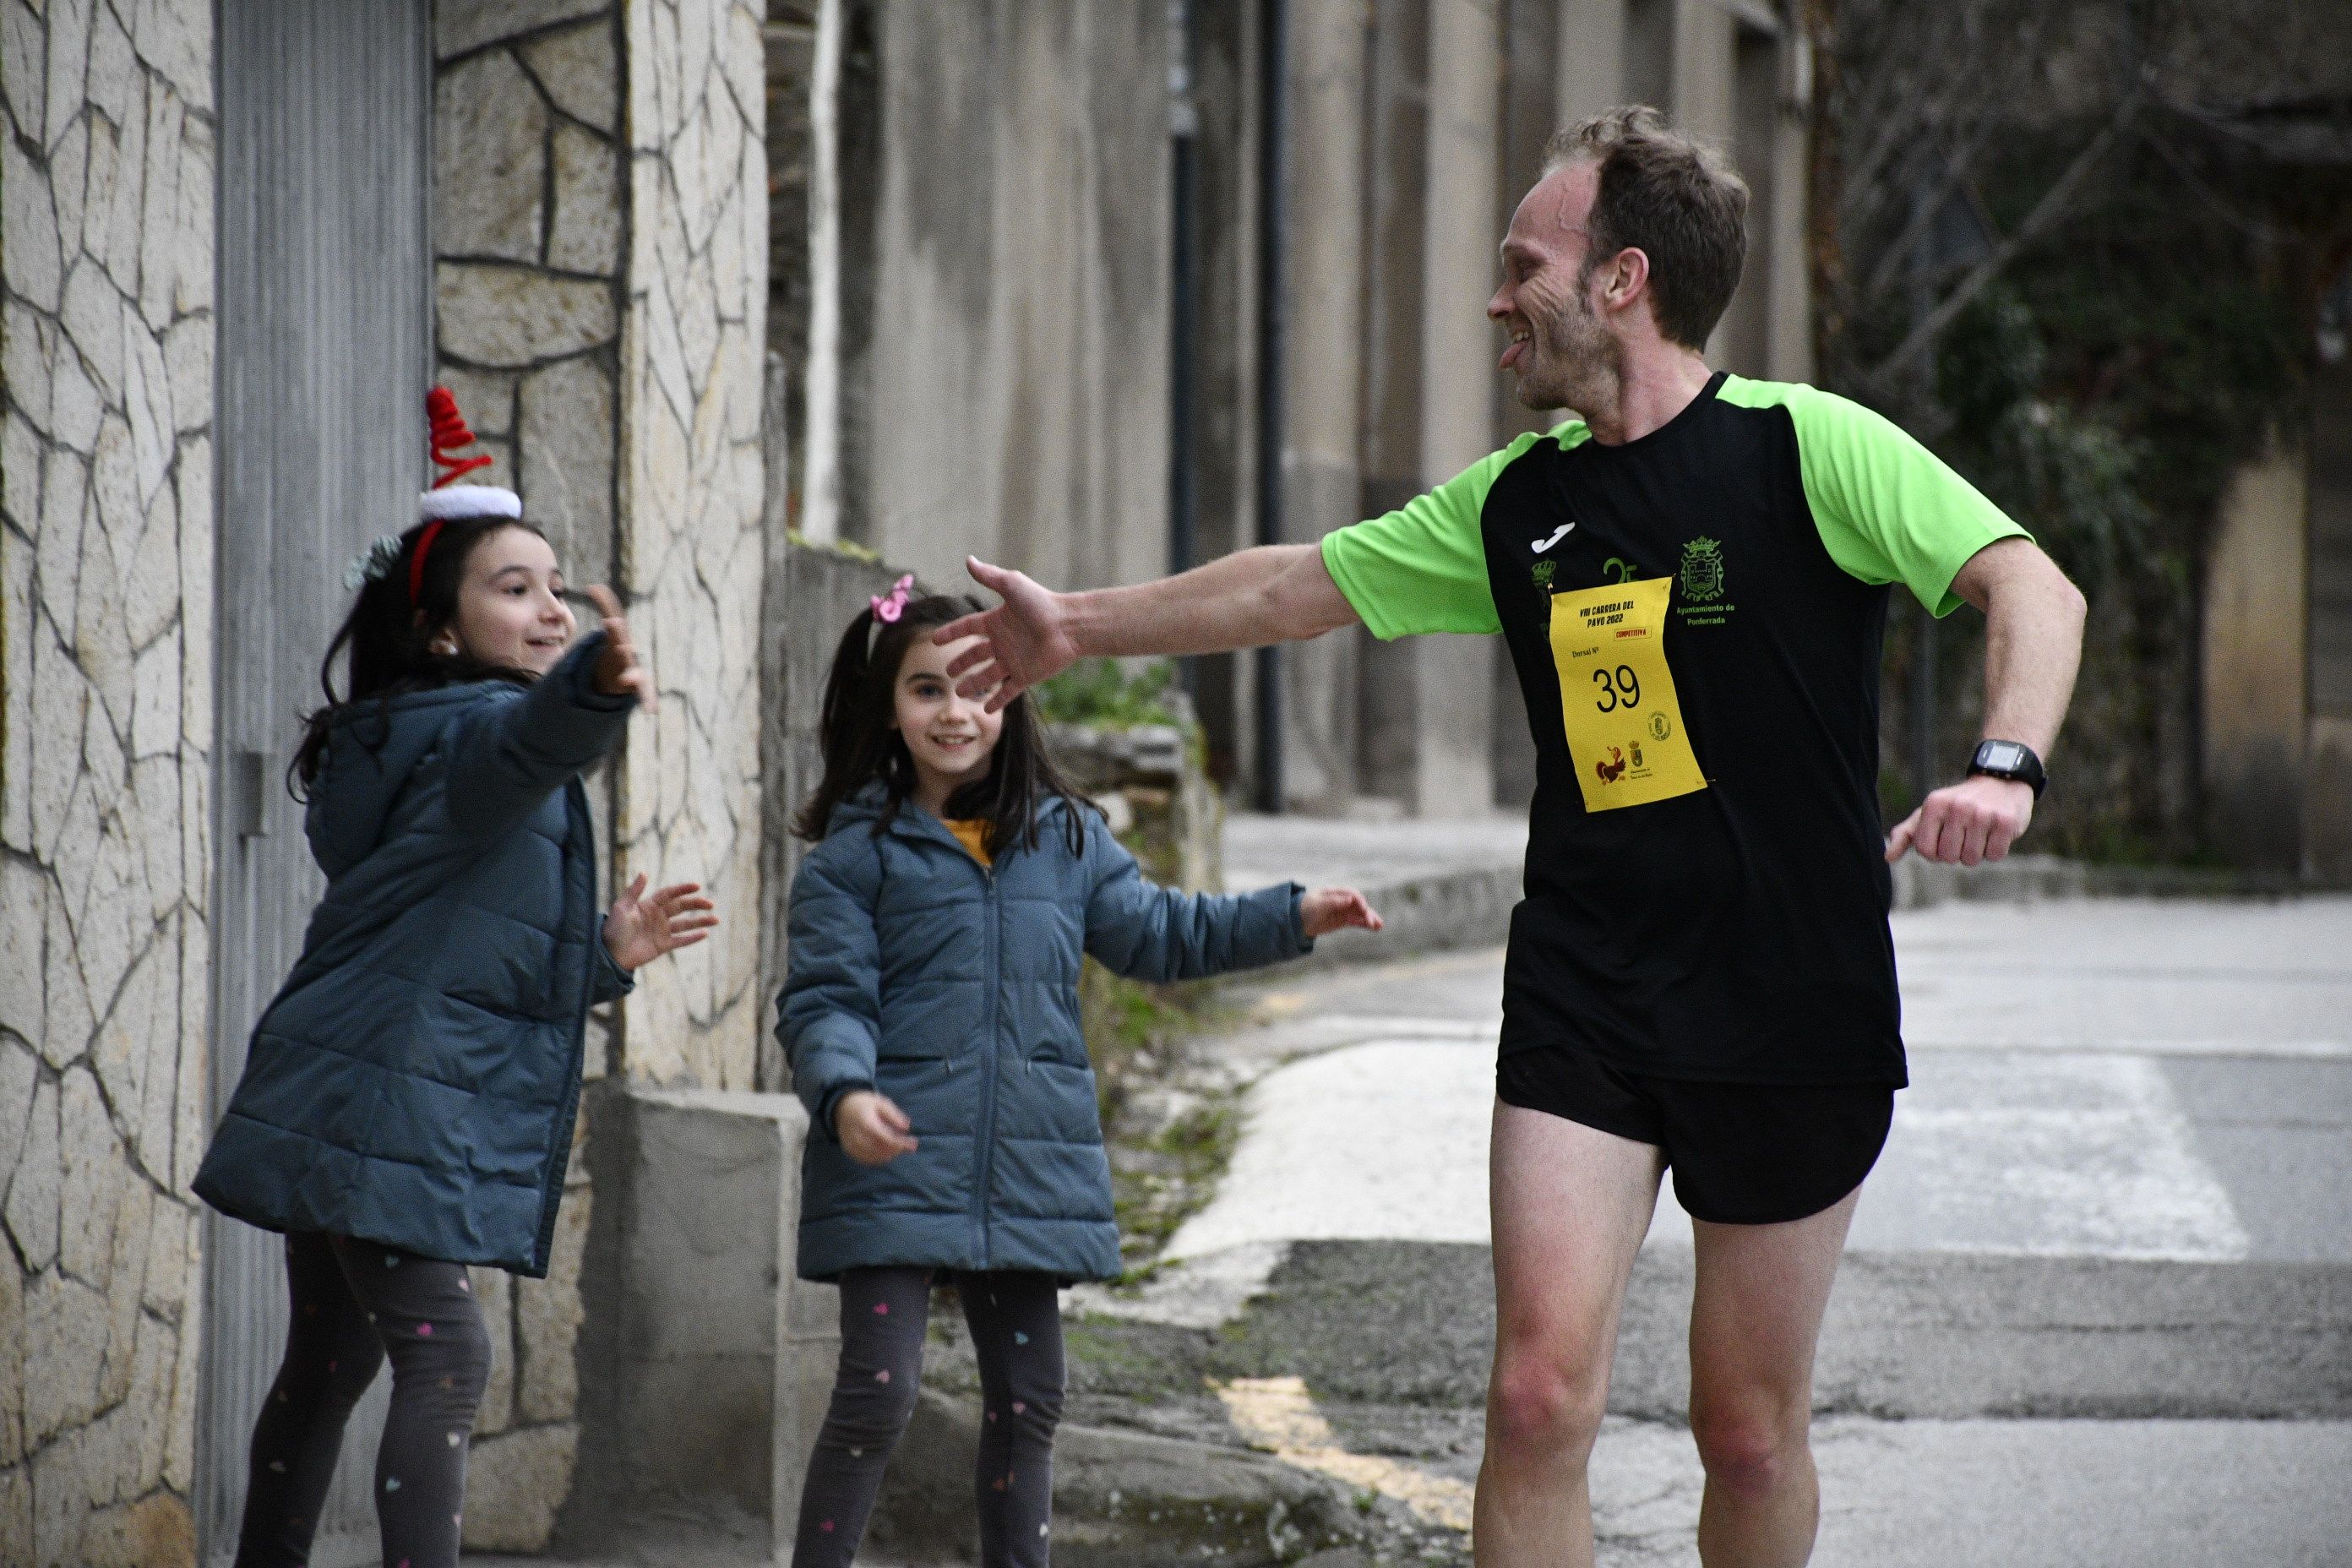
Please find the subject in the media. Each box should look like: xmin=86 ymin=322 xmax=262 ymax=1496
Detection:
xmin=195 ymin=389 xmax=716 ymax=1568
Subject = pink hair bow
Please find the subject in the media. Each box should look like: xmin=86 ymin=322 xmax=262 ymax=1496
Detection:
xmin=871 ymin=574 xmax=915 ymax=623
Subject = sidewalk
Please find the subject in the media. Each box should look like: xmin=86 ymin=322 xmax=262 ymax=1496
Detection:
xmin=1222 ymin=810 xmax=1527 ymax=967
xmin=1063 ymin=891 xmax=2352 ymax=1566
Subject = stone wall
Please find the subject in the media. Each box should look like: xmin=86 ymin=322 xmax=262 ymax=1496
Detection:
xmin=0 ymin=0 xmax=218 ymax=1563
xmin=613 ymin=0 xmax=770 ymax=1092
xmin=431 ymin=0 xmax=768 ymax=1549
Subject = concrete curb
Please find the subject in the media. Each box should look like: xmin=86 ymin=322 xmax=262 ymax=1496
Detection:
xmin=1890 ymin=851 xmax=2326 ymax=907
xmin=1289 ymin=862 xmax=1522 ymax=972
xmin=1269 ymin=846 xmax=2330 ymax=973
xmin=869 ymin=1388 xmax=1384 ymax=1567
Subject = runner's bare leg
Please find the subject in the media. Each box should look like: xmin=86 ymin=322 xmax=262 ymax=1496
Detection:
xmin=1475 ymin=1099 xmax=1665 ymax=1568
xmin=1686 ymin=1189 xmax=1863 ymax=1568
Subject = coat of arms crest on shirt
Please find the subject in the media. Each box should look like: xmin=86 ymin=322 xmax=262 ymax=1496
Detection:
xmin=1679 ymin=536 xmax=1726 ymax=602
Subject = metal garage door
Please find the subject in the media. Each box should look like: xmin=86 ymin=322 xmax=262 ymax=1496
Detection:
xmin=202 ymin=3 xmax=431 ymax=1561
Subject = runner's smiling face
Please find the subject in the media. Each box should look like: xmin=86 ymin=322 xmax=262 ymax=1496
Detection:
xmin=1489 ymin=161 xmax=1624 ymax=414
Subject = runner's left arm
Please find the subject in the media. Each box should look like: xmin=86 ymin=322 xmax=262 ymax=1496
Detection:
xmin=1949 ymin=537 xmax=2087 ymax=767
xmin=1885 ymin=537 xmax=2086 ymax=865
xmin=1750 ymin=381 xmax=2087 ymax=864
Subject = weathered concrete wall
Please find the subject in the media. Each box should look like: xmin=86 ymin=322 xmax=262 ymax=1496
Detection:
xmin=1557 ymin=0 xmax=1629 ymax=130
xmin=1404 ymin=0 xmax=1501 ymax=819
xmin=1355 ymin=0 xmax=1434 ymax=811
xmin=572 ymin=1086 xmax=828 ymax=1560
xmin=1177 ymin=0 xmax=1260 ymax=792
xmin=432 ymin=0 xmax=769 ymax=1549
xmin=1275 ymin=0 xmax=1368 ymax=812
xmin=787 ymin=0 xmax=1815 ymax=821
xmin=2202 ymin=436 xmax=2308 ymax=873
xmin=1357 ymin=0 xmax=1501 ymax=819
xmin=1 ymin=0 xmax=216 ymax=1561
xmin=858 ymin=0 xmax=1173 ymax=599
xmin=764 ymin=2 xmax=818 ymax=520
xmin=756 ymin=534 xmax=902 ymax=1088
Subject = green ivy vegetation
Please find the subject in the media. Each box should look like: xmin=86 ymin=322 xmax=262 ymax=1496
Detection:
xmin=1032 ymin=656 xmax=1185 ymax=729
xmin=1853 ymin=122 xmax=2306 ymax=860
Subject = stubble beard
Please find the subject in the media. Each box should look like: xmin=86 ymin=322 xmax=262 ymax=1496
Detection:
xmin=1514 ymin=264 xmax=1620 ymax=417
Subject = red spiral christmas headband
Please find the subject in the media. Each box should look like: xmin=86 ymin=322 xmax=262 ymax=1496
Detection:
xmin=427 ymin=387 xmax=493 ymax=488
xmin=411 ymin=388 xmax=515 ymax=603
xmin=409 ymin=520 xmax=446 ymax=604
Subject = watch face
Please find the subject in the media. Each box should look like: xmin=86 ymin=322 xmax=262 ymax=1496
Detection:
xmin=1980 ymin=742 xmax=2025 ymax=771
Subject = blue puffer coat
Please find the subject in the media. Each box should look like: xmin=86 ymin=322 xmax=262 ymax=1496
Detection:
xmin=194 ymin=635 xmax=635 ymax=1277
xmin=780 ymin=787 xmax=1311 ymax=1283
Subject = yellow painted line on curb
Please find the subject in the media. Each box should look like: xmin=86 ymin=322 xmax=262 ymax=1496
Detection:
xmin=1212 ymin=1375 xmax=1475 ymax=1534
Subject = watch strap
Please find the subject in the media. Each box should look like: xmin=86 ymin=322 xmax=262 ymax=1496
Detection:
xmin=1968 ymin=739 xmax=2046 ymax=798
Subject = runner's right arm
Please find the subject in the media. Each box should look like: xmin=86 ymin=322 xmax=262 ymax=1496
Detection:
xmin=939 ymin=545 xmax=1358 ymax=707
xmin=940 ymin=433 xmax=1538 ymax=705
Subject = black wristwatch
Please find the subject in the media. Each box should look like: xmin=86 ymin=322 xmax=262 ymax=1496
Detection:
xmin=1968 ymin=739 xmax=2046 ymax=798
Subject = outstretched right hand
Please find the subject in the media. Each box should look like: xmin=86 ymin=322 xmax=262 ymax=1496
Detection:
xmin=834 ymin=1089 xmax=919 ymax=1167
xmin=585 ymin=585 xmax=657 ymax=715
xmin=935 ymin=557 xmax=1081 ymax=711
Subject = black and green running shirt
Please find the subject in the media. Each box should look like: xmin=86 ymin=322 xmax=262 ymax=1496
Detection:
xmin=1321 ymin=373 xmax=2028 ymax=1086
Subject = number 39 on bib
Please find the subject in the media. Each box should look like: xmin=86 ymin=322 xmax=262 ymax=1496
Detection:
xmin=1547 ymin=575 xmax=1708 ymax=812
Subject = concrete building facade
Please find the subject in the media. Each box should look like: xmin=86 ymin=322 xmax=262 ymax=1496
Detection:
xmin=780 ymin=0 xmax=1818 ymax=816
xmin=2203 ymin=273 xmax=2352 ymax=882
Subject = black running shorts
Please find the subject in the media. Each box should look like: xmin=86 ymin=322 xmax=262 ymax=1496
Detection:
xmin=1495 ymin=1044 xmax=1894 ymax=1225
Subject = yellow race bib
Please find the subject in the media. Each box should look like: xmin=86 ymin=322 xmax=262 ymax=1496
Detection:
xmin=1548 ymin=575 xmax=1707 ymax=812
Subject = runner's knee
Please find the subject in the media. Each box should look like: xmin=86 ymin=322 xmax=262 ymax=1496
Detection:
xmin=1486 ymin=1349 xmax=1608 ymax=1460
xmin=1689 ymin=1401 xmax=1808 ymax=1496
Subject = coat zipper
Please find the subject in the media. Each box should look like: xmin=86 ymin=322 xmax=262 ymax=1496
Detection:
xmin=971 ymin=856 xmax=1002 ymax=1267
xmin=535 ymin=778 xmax=596 ymax=1276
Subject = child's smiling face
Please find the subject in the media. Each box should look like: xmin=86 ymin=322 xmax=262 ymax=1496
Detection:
xmin=428 ymin=525 xmax=576 ymax=675
xmin=893 ymin=634 xmax=1004 ymax=804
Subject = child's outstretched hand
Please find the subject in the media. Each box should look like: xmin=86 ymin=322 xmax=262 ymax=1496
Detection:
xmin=585 ymin=585 xmax=657 ymax=714
xmin=602 ymin=874 xmax=718 ymax=970
xmin=835 ymin=1090 xmax=919 ymax=1166
xmin=1301 ymin=887 xmax=1384 ymax=939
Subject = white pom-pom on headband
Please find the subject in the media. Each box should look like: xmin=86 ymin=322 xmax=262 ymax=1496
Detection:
xmin=417 ymin=484 xmax=522 ymax=521
xmin=345 ymin=388 xmax=523 ymax=604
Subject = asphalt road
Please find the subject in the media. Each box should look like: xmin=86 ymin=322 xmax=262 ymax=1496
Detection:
xmin=1118 ymin=896 xmax=2352 ymax=1566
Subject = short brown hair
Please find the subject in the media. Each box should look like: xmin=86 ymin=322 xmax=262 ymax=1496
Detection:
xmin=1544 ymin=106 xmax=1748 ymax=351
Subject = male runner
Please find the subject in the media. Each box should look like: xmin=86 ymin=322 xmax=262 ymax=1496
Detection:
xmin=937 ymin=106 xmax=2087 ymax=1567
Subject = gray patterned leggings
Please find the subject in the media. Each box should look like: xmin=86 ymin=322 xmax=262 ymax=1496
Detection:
xmin=233 ymin=1232 xmax=491 ymax=1568
xmin=793 ymin=1267 xmax=1066 ymax=1567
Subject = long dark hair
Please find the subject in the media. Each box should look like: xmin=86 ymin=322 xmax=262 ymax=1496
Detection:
xmin=792 ymin=593 xmax=1094 ymax=857
xmin=289 ymin=514 xmax=547 ymax=794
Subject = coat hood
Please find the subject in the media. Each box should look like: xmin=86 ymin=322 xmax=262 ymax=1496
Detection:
xmin=303 ymin=681 xmax=520 ymax=878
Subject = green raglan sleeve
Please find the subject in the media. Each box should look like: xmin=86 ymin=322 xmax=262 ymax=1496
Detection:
xmin=1768 ymin=383 xmax=2031 ymax=618
xmin=1319 ymin=433 xmax=1544 ymax=640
